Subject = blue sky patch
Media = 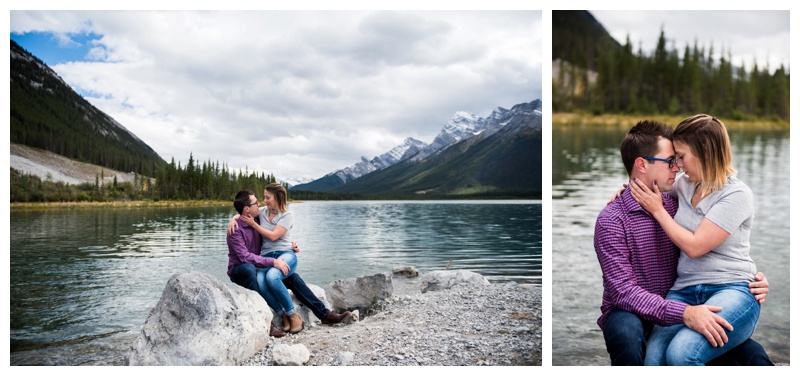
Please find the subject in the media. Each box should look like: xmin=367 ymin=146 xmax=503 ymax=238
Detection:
xmin=11 ymin=31 xmax=103 ymax=66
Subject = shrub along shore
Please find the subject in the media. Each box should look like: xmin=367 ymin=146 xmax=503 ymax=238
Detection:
xmin=553 ymin=112 xmax=789 ymax=130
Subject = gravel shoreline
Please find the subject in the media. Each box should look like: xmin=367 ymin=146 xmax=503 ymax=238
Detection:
xmin=241 ymin=281 xmax=542 ymax=366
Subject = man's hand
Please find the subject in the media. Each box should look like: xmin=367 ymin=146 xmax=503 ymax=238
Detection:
xmin=292 ymin=241 xmax=300 ymax=253
xmin=749 ymin=271 xmax=769 ymax=304
xmin=683 ymin=305 xmax=732 ymax=347
xmin=273 ymin=258 xmax=289 ymax=276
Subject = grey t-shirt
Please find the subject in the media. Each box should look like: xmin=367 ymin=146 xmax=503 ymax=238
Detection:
xmin=257 ymin=208 xmax=294 ymax=254
xmin=672 ymin=174 xmax=757 ymax=290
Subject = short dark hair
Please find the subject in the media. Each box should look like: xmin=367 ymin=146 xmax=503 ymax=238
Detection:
xmin=620 ymin=120 xmax=673 ymax=176
xmin=233 ymin=189 xmax=255 ymax=214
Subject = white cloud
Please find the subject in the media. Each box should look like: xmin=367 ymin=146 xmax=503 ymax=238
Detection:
xmin=10 ymin=10 xmax=542 ymax=180
xmin=591 ymin=10 xmax=789 ymax=72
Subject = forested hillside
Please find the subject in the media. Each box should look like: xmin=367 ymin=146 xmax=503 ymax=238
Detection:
xmin=553 ymin=10 xmax=790 ymax=120
xmin=10 ymin=40 xmax=166 ymax=177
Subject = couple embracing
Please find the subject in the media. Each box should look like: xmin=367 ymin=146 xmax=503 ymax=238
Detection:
xmin=226 ymin=183 xmax=351 ymax=337
xmin=595 ymin=114 xmax=774 ymax=366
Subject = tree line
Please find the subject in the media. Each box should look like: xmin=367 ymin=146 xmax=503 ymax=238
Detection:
xmin=10 ymin=152 xmax=285 ymax=203
xmin=554 ymin=29 xmax=790 ymax=120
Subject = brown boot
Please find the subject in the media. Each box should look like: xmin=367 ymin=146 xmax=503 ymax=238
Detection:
xmin=281 ymin=313 xmax=291 ymax=332
xmin=321 ymin=310 xmax=351 ymax=325
xmin=269 ymin=322 xmax=286 ymax=338
xmin=288 ymin=313 xmax=304 ymax=334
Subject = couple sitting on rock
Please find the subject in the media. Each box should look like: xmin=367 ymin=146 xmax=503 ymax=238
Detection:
xmin=226 ymin=186 xmax=351 ymax=337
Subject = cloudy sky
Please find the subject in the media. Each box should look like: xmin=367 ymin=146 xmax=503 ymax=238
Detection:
xmin=590 ymin=10 xmax=790 ymax=73
xmin=9 ymin=10 xmax=542 ymax=182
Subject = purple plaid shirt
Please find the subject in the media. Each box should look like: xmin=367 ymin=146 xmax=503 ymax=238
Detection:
xmin=227 ymin=216 xmax=275 ymax=277
xmin=593 ymin=187 xmax=687 ymax=330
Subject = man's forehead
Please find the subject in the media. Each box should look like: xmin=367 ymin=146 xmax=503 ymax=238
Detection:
xmin=657 ymin=137 xmax=675 ymax=154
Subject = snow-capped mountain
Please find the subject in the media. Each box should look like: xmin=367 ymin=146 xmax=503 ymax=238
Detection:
xmin=293 ymin=99 xmax=541 ymax=192
xmin=277 ymin=176 xmax=314 ymax=189
xmin=292 ymin=137 xmax=427 ymax=191
xmin=329 ymin=137 xmax=427 ymax=183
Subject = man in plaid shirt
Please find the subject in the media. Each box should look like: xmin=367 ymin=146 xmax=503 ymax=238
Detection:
xmin=594 ymin=120 xmax=772 ymax=366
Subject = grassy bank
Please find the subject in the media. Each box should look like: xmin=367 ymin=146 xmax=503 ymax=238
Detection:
xmin=10 ymin=200 xmax=231 ymax=210
xmin=553 ymin=113 xmax=789 ymax=130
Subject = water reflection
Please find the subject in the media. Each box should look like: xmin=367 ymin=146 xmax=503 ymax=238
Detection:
xmin=552 ymin=126 xmax=790 ymax=365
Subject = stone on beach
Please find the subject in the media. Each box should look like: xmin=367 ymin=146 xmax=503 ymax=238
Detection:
xmin=327 ymin=272 xmax=394 ymax=312
xmin=419 ymin=270 xmax=490 ymax=292
xmin=127 ymin=271 xmax=272 ymax=366
xmin=271 ymin=344 xmax=310 ymax=366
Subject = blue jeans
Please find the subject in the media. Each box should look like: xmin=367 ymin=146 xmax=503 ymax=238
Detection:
xmin=257 ymin=251 xmax=298 ymax=316
xmin=644 ymin=283 xmax=761 ymax=366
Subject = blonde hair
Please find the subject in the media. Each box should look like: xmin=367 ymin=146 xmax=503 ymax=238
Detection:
xmin=673 ymin=114 xmax=736 ymax=197
xmin=265 ymin=183 xmax=288 ymax=213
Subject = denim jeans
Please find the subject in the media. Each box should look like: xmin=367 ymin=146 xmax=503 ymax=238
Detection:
xmin=257 ymin=251 xmax=298 ymax=316
xmin=282 ymin=273 xmax=330 ymax=320
xmin=644 ymin=282 xmax=761 ymax=366
xmin=603 ymin=309 xmax=653 ymax=365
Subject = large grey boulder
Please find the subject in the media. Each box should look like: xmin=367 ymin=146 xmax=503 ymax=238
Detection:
xmin=127 ymin=271 xmax=272 ymax=366
xmin=419 ymin=270 xmax=490 ymax=293
xmin=327 ymin=272 xmax=393 ymax=312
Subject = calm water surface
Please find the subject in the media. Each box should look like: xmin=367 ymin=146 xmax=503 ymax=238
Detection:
xmin=10 ymin=200 xmax=541 ymax=365
xmin=552 ymin=125 xmax=790 ymax=365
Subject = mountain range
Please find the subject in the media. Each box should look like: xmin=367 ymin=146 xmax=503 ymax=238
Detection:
xmin=294 ymin=99 xmax=542 ymax=198
xmin=11 ymin=38 xmax=541 ymax=199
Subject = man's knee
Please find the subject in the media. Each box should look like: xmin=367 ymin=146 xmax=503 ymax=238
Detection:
xmin=603 ymin=310 xmax=647 ymax=366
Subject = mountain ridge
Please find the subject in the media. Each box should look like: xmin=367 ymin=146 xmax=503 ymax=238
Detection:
xmin=294 ymin=99 xmax=542 ymax=198
xmin=10 ymin=39 xmax=165 ymax=177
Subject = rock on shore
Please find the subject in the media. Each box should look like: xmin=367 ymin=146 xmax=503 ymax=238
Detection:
xmin=243 ymin=279 xmax=542 ymax=366
xmin=129 ymin=269 xmax=542 ymax=366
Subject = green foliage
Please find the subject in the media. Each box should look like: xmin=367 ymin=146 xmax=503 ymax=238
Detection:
xmin=10 ymin=151 xmax=284 ymax=203
xmin=552 ymin=12 xmax=790 ymax=120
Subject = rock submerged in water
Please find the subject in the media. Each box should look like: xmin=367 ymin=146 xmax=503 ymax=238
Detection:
xmin=392 ymin=265 xmax=419 ymax=277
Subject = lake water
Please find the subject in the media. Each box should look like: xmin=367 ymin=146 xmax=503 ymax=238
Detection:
xmin=552 ymin=125 xmax=790 ymax=365
xmin=9 ymin=200 xmax=541 ymax=366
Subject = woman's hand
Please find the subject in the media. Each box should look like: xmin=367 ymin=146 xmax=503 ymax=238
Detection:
xmin=241 ymin=213 xmax=257 ymax=227
xmin=629 ymin=178 xmax=664 ymax=214
xmin=292 ymin=242 xmax=300 ymax=253
xmin=226 ymin=214 xmax=241 ymax=236
xmin=607 ymin=183 xmax=629 ymax=205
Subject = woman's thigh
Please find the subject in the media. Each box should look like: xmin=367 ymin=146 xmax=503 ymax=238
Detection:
xmin=265 ymin=251 xmax=298 ymax=281
xmin=666 ymin=285 xmax=760 ymax=365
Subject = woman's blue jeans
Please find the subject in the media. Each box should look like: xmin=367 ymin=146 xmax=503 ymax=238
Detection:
xmin=644 ymin=282 xmax=760 ymax=366
xmin=256 ymin=251 xmax=298 ymax=317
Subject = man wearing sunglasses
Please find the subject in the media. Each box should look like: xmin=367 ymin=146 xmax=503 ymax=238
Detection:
xmin=593 ymin=120 xmax=772 ymax=366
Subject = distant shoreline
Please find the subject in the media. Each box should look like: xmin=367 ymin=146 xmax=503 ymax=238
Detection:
xmin=553 ymin=112 xmax=789 ymax=130
xmin=10 ymin=197 xmax=543 ymax=209
xmin=9 ymin=200 xmax=231 ymax=209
